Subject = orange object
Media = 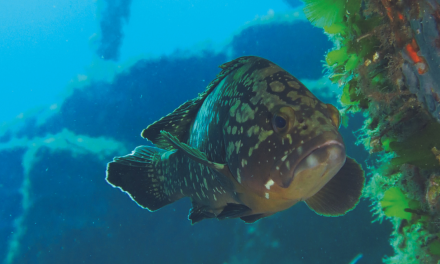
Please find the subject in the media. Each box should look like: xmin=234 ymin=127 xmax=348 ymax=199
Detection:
xmin=386 ymin=7 xmax=393 ymax=22
xmin=405 ymin=39 xmax=421 ymax=64
xmin=381 ymin=0 xmax=393 ymax=22
xmin=405 ymin=39 xmax=428 ymax=74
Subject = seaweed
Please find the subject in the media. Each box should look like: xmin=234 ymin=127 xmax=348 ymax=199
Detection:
xmin=380 ymin=187 xmax=414 ymax=221
xmin=301 ymin=0 xmax=440 ymax=261
xmin=389 ymin=121 xmax=440 ymax=169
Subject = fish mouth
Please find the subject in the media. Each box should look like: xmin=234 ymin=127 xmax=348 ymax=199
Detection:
xmin=271 ymin=132 xmax=346 ymax=188
xmin=292 ymin=140 xmax=345 ymax=179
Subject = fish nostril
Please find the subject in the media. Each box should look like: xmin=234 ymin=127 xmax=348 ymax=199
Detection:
xmin=302 ymin=125 xmax=308 ymax=130
xmin=298 ymin=118 xmax=304 ymax=123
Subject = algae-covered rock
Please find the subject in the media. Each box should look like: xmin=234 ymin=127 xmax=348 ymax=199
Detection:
xmin=389 ymin=121 xmax=440 ymax=169
xmin=426 ymin=175 xmax=440 ymax=214
xmin=301 ymin=0 xmax=440 ymax=262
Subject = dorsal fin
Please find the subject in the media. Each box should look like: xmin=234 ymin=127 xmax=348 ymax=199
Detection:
xmin=141 ymin=56 xmax=255 ymax=149
xmin=305 ymin=157 xmax=365 ymax=216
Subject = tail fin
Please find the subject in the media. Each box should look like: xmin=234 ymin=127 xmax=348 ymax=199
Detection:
xmin=106 ymin=145 xmax=173 ymax=211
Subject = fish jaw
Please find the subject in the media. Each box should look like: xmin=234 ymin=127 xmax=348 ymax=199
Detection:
xmin=267 ymin=131 xmax=346 ymax=200
xmin=289 ymin=142 xmax=346 ymax=200
xmin=230 ymin=139 xmax=346 ymax=215
xmin=293 ymin=141 xmax=345 ymax=180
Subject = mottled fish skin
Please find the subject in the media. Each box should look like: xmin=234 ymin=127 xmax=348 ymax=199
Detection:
xmin=107 ymin=56 xmax=352 ymax=222
xmin=185 ymin=57 xmax=345 ymax=216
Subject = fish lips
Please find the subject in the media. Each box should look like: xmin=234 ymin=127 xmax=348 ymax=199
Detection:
xmin=270 ymin=132 xmax=346 ymax=188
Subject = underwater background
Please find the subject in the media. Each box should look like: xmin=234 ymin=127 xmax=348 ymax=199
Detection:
xmin=0 ymin=1 xmax=395 ymax=263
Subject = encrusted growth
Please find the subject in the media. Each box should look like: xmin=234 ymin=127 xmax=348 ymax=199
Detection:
xmin=302 ymin=0 xmax=440 ymax=262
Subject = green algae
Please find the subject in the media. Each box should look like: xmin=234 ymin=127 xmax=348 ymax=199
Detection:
xmin=303 ymin=0 xmax=346 ymax=28
xmin=429 ymin=240 xmax=440 ymax=256
xmin=380 ymin=187 xmax=413 ymax=220
xmin=301 ymin=0 xmax=440 ymax=262
xmin=389 ymin=121 xmax=440 ymax=169
xmin=345 ymin=54 xmax=359 ymax=71
xmin=326 ymin=47 xmax=349 ymax=66
xmin=324 ymin=23 xmax=346 ymax=34
xmin=380 ymin=187 xmax=421 ymax=221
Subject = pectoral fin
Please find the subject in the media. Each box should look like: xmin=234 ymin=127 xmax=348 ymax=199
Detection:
xmin=159 ymin=130 xmax=231 ymax=175
xmin=305 ymin=157 xmax=365 ymax=216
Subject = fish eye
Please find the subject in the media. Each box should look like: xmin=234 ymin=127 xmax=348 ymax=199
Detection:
xmin=272 ymin=106 xmax=294 ymax=134
xmin=326 ymin=104 xmax=341 ymax=129
xmin=274 ymin=116 xmax=287 ymax=129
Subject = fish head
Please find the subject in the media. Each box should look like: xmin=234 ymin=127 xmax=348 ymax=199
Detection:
xmin=267 ymin=103 xmax=346 ymax=201
xmin=223 ymin=58 xmax=345 ymax=202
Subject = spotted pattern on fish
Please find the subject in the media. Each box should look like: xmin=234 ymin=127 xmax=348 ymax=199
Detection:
xmin=183 ymin=56 xmax=339 ymax=210
xmin=107 ymin=56 xmax=365 ymax=224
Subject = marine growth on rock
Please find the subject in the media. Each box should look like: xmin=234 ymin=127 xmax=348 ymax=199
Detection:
xmin=302 ymin=0 xmax=440 ymax=262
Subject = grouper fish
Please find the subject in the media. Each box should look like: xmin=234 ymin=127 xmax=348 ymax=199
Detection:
xmin=106 ymin=56 xmax=365 ymax=224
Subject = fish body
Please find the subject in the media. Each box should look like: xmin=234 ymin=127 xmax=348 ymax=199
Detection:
xmin=106 ymin=56 xmax=364 ymax=224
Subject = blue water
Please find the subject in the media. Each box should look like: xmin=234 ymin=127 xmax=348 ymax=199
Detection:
xmin=0 ymin=1 xmax=393 ymax=263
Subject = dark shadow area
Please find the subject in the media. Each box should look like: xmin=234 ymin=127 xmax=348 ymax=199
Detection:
xmin=0 ymin=149 xmax=25 ymax=262
xmin=231 ymin=22 xmax=332 ymax=79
